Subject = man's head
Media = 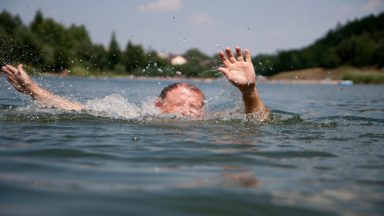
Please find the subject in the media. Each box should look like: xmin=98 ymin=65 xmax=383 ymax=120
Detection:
xmin=155 ymin=82 xmax=205 ymax=118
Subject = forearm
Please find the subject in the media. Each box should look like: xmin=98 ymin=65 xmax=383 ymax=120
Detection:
xmin=241 ymin=86 xmax=270 ymax=120
xmin=29 ymin=83 xmax=85 ymax=111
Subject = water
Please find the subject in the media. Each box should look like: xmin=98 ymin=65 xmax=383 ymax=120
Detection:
xmin=1 ymin=77 xmax=383 ymax=216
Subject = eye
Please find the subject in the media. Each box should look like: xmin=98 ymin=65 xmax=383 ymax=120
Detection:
xmin=190 ymin=104 xmax=202 ymax=109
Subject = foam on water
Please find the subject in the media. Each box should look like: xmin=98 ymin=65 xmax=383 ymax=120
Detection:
xmin=84 ymin=94 xmax=159 ymax=119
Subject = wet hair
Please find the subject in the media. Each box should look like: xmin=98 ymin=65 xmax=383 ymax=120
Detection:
xmin=159 ymin=82 xmax=205 ymax=101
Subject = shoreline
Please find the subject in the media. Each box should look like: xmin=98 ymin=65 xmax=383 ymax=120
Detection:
xmin=41 ymin=66 xmax=383 ymax=85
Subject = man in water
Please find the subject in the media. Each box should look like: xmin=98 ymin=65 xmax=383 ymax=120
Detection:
xmin=1 ymin=47 xmax=269 ymax=121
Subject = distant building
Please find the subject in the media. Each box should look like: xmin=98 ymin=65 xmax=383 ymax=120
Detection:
xmin=157 ymin=52 xmax=169 ymax=59
xmin=171 ymin=55 xmax=187 ymax=65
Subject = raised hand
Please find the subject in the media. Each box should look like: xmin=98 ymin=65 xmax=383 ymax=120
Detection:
xmin=1 ymin=64 xmax=36 ymax=95
xmin=218 ymin=46 xmax=256 ymax=92
xmin=1 ymin=64 xmax=85 ymax=110
xmin=218 ymin=46 xmax=269 ymax=119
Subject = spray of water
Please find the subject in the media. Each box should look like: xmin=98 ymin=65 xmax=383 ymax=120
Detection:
xmin=85 ymin=94 xmax=159 ymax=119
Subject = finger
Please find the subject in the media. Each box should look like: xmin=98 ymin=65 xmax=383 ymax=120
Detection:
xmin=225 ymin=47 xmax=236 ymax=63
xmin=5 ymin=64 xmax=18 ymax=74
xmin=217 ymin=67 xmax=231 ymax=80
xmin=6 ymin=76 xmax=18 ymax=86
xmin=218 ymin=67 xmax=230 ymax=78
xmin=2 ymin=66 xmax=16 ymax=78
xmin=5 ymin=65 xmax=18 ymax=76
xmin=17 ymin=64 xmax=24 ymax=75
xmin=245 ymin=49 xmax=252 ymax=62
xmin=235 ymin=46 xmax=244 ymax=62
xmin=219 ymin=51 xmax=230 ymax=67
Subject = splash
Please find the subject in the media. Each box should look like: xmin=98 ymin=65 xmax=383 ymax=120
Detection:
xmin=85 ymin=94 xmax=159 ymax=119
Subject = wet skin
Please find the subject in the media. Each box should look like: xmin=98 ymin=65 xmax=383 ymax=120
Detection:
xmin=1 ymin=46 xmax=269 ymax=121
xmin=156 ymin=85 xmax=204 ymax=118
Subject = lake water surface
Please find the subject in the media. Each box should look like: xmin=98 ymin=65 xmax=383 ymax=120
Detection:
xmin=0 ymin=77 xmax=383 ymax=216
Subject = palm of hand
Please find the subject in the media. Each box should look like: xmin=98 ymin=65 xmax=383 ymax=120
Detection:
xmin=2 ymin=64 xmax=34 ymax=94
xmin=14 ymin=71 xmax=33 ymax=93
xmin=225 ymin=61 xmax=256 ymax=86
xmin=218 ymin=47 xmax=258 ymax=90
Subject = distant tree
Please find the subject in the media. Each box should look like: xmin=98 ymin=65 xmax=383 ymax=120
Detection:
xmin=106 ymin=32 xmax=122 ymax=70
xmin=124 ymin=41 xmax=146 ymax=73
xmin=179 ymin=48 xmax=215 ymax=77
xmin=2 ymin=9 xmax=383 ymax=77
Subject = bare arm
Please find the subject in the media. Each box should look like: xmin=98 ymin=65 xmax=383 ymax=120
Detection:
xmin=218 ymin=47 xmax=270 ymax=121
xmin=1 ymin=64 xmax=85 ymax=111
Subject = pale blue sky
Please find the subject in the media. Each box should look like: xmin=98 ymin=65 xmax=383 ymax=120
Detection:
xmin=1 ymin=0 xmax=383 ymax=56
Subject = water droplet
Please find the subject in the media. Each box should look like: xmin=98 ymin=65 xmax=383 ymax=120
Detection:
xmin=176 ymin=71 xmax=182 ymax=75
xmin=154 ymin=63 xmax=157 ymax=67
xmin=182 ymin=38 xmax=187 ymax=42
xmin=258 ymin=62 xmax=262 ymax=66
xmin=132 ymin=136 xmax=139 ymax=141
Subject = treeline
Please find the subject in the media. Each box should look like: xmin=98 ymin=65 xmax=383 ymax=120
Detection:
xmin=1 ymin=10 xmax=383 ymax=77
xmin=253 ymin=12 xmax=384 ymax=76
xmin=0 ymin=10 xmax=218 ymax=77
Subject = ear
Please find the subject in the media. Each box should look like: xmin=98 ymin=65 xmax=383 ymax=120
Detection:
xmin=155 ymin=98 xmax=163 ymax=108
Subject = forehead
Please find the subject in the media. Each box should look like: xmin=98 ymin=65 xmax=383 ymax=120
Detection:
xmin=164 ymin=86 xmax=204 ymax=101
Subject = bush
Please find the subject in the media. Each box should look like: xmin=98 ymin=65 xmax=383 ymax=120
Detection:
xmin=342 ymin=71 xmax=384 ymax=84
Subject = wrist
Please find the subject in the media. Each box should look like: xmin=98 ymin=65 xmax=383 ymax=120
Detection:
xmin=28 ymin=83 xmax=44 ymax=99
xmin=240 ymin=85 xmax=257 ymax=98
xmin=241 ymin=86 xmax=266 ymax=114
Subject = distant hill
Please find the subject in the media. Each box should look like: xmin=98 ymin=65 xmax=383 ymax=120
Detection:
xmin=253 ymin=12 xmax=384 ymax=76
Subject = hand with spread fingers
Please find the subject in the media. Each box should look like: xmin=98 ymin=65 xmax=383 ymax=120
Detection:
xmin=1 ymin=64 xmax=36 ymax=95
xmin=218 ymin=47 xmax=256 ymax=92
xmin=218 ymin=46 xmax=269 ymax=120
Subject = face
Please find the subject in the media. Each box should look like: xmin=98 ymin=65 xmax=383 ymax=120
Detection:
xmin=156 ymin=85 xmax=204 ymax=118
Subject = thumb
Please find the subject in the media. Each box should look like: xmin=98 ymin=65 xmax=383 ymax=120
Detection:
xmin=17 ymin=64 xmax=24 ymax=74
xmin=218 ymin=67 xmax=229 ymax=77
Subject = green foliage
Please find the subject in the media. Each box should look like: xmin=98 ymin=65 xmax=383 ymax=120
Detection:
xmin=0 ymin=10 xmax=219 ymax=77
xmin=124 ymin=42 xmax=146 ymax=73
xmin=177 ymin=48 xmax=218 ymax=77
xmin=69 ymin=66 xmax=90 ymax=76
xmin=253 ymin=12 xmax=384 ymax=76
xmin=343 ymin=71 xmax=384 ymax=84
xmin=107 ymin=32 xmax=121 ymax=70
xmin=3 ymin=9 xmax=381 ymax=78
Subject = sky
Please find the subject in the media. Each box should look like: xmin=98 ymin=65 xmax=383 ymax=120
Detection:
xmin=1 ymin=0 xmax=383 ymax=56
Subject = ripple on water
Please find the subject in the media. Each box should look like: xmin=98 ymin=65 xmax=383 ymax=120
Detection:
xmin=9 ymin=148 xmax=114 ymax=159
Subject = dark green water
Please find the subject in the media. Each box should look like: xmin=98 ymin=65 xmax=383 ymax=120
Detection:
xmin=1 ymin=77 xmax=383 ymax=216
